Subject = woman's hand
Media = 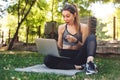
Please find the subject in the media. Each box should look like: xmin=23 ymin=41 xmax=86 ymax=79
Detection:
xmin=65 ymin=35 xmax=77 ymax=43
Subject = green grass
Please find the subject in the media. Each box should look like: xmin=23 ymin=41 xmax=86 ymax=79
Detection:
xmin=0 ymin=51 xmax=120 ymax=80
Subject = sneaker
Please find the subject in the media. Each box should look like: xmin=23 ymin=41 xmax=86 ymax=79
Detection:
xmin=85 ymin=61 xmax=98 ymax=75
xmin=80 ymin=64 xmax=86 ymax=70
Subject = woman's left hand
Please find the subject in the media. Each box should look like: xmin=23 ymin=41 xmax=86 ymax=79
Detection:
xmin=65 ymin=35 xmax=77 ymax=43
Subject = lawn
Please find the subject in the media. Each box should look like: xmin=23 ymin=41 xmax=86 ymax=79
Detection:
xmin=0 ymin=51 xmax=120 ymax=80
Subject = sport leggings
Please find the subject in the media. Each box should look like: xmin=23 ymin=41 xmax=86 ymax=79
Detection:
xmin=44 ymin=34 xmax=97 ymax=69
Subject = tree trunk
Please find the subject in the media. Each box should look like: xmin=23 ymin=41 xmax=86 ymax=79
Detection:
xmin=38 ymin=26 xmax=41 ymax=38
xmin=7 ymin=0 xmax=36 ymax=50
xmin=26 ymin=26 xmax=29 ymax=45
xmin=8 ymin=23 xmax=21 ymax=50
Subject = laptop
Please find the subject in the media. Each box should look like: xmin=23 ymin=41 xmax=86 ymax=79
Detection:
xmin=35 ymin=38 xmax=69 ymax=58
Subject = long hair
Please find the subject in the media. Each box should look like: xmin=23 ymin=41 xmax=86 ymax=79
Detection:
xmin=62 ymin=4 xmax=81 ymax=32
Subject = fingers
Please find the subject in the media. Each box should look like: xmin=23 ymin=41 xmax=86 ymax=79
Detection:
xmin=65 ymin=35 xmax=71 ymax=38
xmin=65 ymin=35 xmax=77 ymax=42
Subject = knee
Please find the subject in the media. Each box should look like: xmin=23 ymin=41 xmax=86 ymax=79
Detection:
xmin=88 ymin=34 xmax=96 ymax=38
xmin=44 ymin=55 xmax=56 ymax=68
xmin=44 ymin=55 xmax=51 ymax=67
xmin=85 ymin=34 xmax=97 ymax=46
xmin=87 ymin=34 xmax=96 ymax=41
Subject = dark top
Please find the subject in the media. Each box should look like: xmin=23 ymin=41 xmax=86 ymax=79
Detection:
xmin=62 ymin=24 xmax=82 ymax=46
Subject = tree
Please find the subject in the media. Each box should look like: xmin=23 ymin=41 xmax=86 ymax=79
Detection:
xmin=24 ymin=0 xmax=48 ymax=43
xmin=8 ymin=0 xmax=36 ymax=50
xmin=6 ymin=0 xmax=120 ymax=50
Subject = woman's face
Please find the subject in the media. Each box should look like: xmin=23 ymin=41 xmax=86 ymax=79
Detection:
xmin=62 ymin=10 xmax=75 ymax=24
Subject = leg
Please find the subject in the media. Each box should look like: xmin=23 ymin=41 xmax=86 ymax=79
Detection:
xmin=73 ymin=34 xmax=97 ymax=65
xmin=44 ymin=50 xmax=78 ymax=69
xmin=86 ymin=34 xmax=97 ymax=62
xmin=85 ymin=34 xmax=98 ymax=74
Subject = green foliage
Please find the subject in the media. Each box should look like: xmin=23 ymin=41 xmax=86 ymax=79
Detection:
xmin=7 ymin=4 xmax=18 ymax=15
xmin=22 ymin=0 xmax=48 ymax=42
xmin=102 ymin=0 xmax=120 ymax=3
xmin=96 ymin=21 xmax=111 ymax=40
xmin=6 ymin=0 xmax=120 ymax=43
xmin=7 ymin=0 xmax=49 ymax=43
xmin=6 ymin=0 xmax=95 ymax=43
xmin=6 ymin=14 xmax=18 ymax=37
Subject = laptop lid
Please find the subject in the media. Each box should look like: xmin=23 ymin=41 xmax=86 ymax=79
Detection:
xmin=35 ymin=38 xmax=60 ymax=57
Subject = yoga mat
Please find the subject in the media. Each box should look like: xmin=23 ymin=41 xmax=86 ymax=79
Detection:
xmin=15 ymin=64 xmax=82 ymax=76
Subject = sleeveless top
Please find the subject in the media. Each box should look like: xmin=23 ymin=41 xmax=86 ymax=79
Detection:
xmin=63 ymin=24 xmax=82 ymax=46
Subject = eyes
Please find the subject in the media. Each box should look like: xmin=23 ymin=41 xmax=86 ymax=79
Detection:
xmin=62 ymin=15 xmax=70 ymax=18
xmin=62 ymin=10 xmax=73 ymax=18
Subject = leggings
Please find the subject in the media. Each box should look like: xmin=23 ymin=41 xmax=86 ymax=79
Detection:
xmin=44 ymin=34 xmax=97 ymax=69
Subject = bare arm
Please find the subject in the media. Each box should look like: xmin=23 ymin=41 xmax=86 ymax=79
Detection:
xmin=75 ymin=24 xmax=88 ymax=48
xmin=81 ymin=23 xmax=89 ymax=45
xmin=57 ymin=24 xmax=65 ymax=49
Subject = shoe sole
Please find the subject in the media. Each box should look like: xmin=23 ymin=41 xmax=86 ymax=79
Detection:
xmin=86 ymin=70 xmax=98 ymax=75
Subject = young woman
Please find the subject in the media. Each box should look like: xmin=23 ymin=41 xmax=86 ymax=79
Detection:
xmin=44 ymin=3 xmax=97 ymax=75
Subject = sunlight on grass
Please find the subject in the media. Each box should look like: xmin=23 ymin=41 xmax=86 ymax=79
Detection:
xmin=0 ymin=51 xmax=120 ymax=80
xmin=0 ymin=50 xmax=35 ymax=54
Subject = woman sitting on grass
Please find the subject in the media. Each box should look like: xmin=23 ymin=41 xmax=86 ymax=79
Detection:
xmin=44 ymin=3 xmax=98 ymax=75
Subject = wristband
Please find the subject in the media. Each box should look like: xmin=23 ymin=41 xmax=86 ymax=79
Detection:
xmin=75 ymin=40 xmax=78 ymax=44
